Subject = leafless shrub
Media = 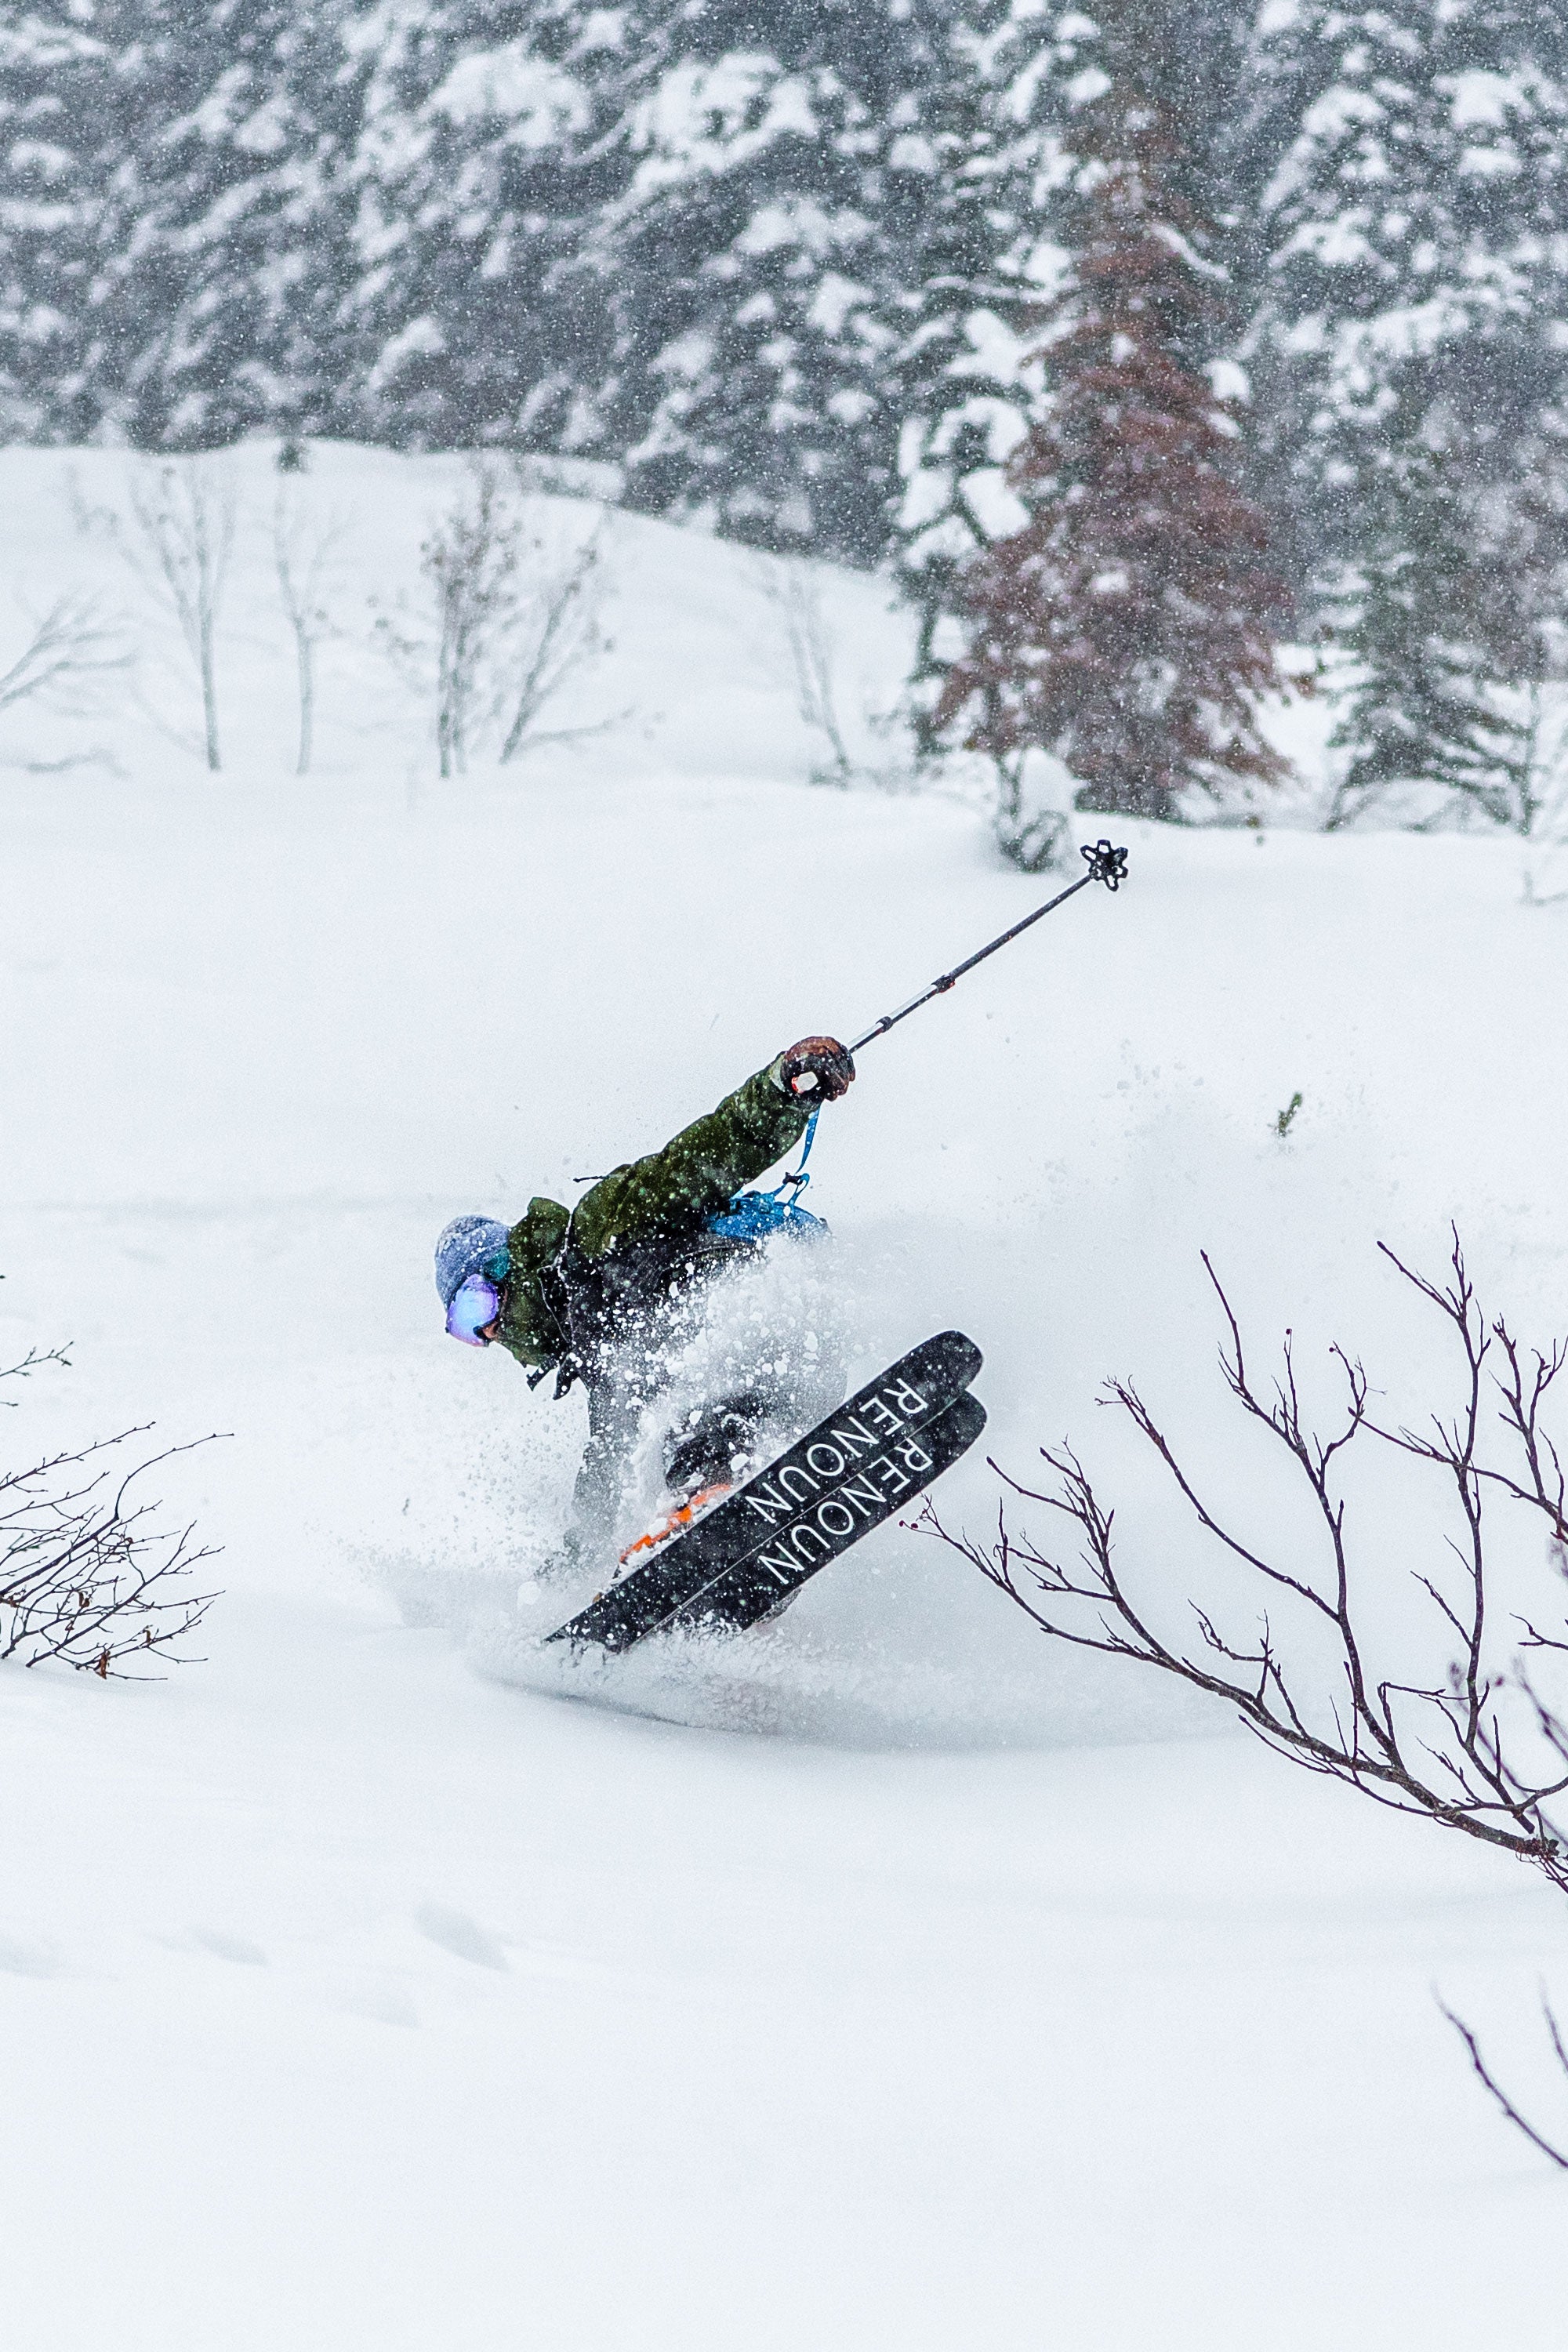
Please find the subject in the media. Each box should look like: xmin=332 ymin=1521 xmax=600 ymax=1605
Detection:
xmin=756 ymin=557 xmax=917 ymax=791
xmin=927 ymin=1237 xmax=1568 ymax=1882
xmin=0 ymin=595 xmax=129 ymax=717
xmin=374 ymin=462 xmax=619 ymax=778
xmin=498 ymin=517 xmax=615 ymax=764
xmin=760 ymin=559 xmax=856 ymax=786
xmin=924 ymin=1234 xmax=1568 ymax=2165
xmin=274 ymin=492 xmax=347 ymax=776
xmin=1 ymin=1345 xmax=221 ymax=1679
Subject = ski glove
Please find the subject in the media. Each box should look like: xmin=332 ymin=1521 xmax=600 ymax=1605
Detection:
xmin=778 ymin=1036 xmax=855 ymax=1102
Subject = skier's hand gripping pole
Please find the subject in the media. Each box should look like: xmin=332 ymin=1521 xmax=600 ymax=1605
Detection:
xmin=847 ymin=838 xmax=1129 ymax=1056
xmin=780 ymin=1036 xmax=857 ymax=1100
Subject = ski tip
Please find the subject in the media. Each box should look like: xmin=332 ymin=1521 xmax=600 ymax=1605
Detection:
xmin=925 ymin=1329 xmax=983 ymax=1388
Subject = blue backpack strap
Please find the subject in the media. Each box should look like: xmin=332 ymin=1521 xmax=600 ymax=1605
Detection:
xmin=707 ymin=1105 xmax=826 ymax=1241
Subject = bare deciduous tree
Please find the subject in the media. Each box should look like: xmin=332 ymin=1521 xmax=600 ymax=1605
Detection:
xmin=2 ymin=1348 xmax=220 ymax=1679
xmin=754 ymin=557 xmax=918 ymax=793
xmin=107 ymin=459 xmax=238 ymax=771
xmin=376 ymin=463 xmax=620 ymax=776
xmin=374 ymin=462 xmax=517 ymax=778
xmin=428 ymin=464 xmax=515 ymax=779
xmin=274 ymin=492 xmax=347 ymax=776
xmin=924 ymin=1235 xmax=1568 ymax=2165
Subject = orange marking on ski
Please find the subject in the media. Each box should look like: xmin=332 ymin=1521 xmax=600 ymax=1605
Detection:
xmin=617 ymin=1483 xmax=732 ymax=1566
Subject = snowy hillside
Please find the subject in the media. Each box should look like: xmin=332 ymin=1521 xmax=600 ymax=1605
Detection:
xmin=3 ymin=441 xmax=1567 ymax=2348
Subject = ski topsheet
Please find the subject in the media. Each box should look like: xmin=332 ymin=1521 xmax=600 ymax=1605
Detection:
xmin=546 ymin=1330 xmax=985 ymax=1653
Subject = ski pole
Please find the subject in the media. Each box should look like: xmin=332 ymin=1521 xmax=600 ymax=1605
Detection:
xmin=848 ymin=838 xmax=1129 ymax=1054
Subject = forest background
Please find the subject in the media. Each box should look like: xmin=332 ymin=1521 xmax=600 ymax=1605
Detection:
xmin=6 ymin=0 xmax=1568 ymax=839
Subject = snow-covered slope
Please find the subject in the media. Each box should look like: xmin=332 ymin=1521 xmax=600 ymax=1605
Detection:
xmin=2 ymin=443 xmax=1566 ymax=2348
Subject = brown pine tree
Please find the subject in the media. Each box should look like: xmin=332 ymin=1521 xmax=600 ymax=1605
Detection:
xmin=937 ymin=70 xmax=1294 ymax=824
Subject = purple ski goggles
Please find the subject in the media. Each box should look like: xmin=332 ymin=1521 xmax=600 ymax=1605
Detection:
xmin=446 ymin=1274 xmax=502 ymax=1347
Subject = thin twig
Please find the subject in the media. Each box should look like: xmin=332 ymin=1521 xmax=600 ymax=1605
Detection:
xmin=1436 ymin=1997 xmax=1568 ymax=2171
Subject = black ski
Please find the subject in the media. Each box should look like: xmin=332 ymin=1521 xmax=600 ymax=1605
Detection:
xmin=546 ymin=1331 xmax=985 ymax=1653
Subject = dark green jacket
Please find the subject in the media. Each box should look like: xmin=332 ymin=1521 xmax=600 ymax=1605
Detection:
xmin=495 ymin=1058 xmax=810 ymax=1381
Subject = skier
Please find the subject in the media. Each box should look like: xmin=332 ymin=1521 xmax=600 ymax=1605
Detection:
xmin=434 ymin=1036 xmax=856 ymax=1575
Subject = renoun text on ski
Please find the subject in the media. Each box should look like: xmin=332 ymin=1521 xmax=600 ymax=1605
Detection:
xmin=434 ymin=1036 xmax=856 ymax=1578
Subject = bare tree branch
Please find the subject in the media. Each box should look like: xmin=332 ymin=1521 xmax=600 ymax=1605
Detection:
xmin=0 ymin=596 xmax=129 ymax=717
xmin=1 ymin=1350 xmax=222 ymax=1679
xmin=497 ymin=510 xmax=619 ymax=763
xmin=924 ymin=1235 xmax=1568 ymax=2172
xmin=757 ymin=557 xmax=856 ymax=786
xmin=924 ymin=1236 xmax=1568 ymax=1888
xmin=1436 ymin=1994 xmax=1568 ymax=2171
xmin=110 ymin=459 xmax=238 ymax=771
xmin=0 ymin=1343 xmax=71 ymax=1396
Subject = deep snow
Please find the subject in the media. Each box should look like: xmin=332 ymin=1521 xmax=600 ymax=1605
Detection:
xmin=2 ymin=441 xmax=1567 ymax=2348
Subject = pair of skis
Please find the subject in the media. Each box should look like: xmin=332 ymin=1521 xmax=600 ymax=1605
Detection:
xmin=546 ymin=1332 xmax=985 ymax=1653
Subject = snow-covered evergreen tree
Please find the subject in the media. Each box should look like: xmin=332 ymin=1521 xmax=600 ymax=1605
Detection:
xmin=1263 ymin=0 xmax=1568 ymax=517
xmin=882 ymin=1 xmax=1065 ymax=745
xmin=936 ymin=38 xmax=1294 ymax=821
xmin=580 ymin=0 xmax=911 ymax=562
xmin=890 ymin=0 xmax=1283 ymax=746
xmin=1324 ymin=379 xmax=1553 ymax=826
xmin=340 ymin=0 xmax=623 ymax=453
xmin=134 ymin=0 xmax=368 ymax=445
xmin=0 ymin=8 xmax=122 ymax=441
xmin=11 ymin=0 xmax=1568 ymax=676
xmin=0 ymin=0 xmax=367 ymax=447
xmin=1258 ymin=0 xmax=1568 ymax=808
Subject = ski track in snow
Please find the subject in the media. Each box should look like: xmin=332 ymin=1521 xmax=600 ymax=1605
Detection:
xmin=3 ymin=441 xmax=1568 ymax=2347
